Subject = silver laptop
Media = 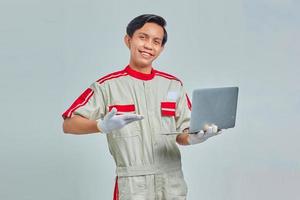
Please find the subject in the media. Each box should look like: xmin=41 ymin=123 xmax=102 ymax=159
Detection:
xmin=189 ymin=87 xmax=239 ymax=133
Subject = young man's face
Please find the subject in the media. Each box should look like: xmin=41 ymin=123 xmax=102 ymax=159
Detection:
xmin=125 ymin=22 xmax=165 ymax=69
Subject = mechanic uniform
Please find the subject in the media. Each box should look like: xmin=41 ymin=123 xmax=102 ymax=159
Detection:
xmin=62 ymin=65 xmax=192 ymax=200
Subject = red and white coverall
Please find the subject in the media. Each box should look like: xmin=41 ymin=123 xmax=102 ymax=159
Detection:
xmin=62 ymin=65 xmax=192 ymax=200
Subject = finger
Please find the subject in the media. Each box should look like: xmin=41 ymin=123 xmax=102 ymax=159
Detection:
xmin=134 ymin=114 xmax=144 ymax=120
xmin=211 ymin=124 xmax=218 ymax=133
xmin=206 ymin=126 xmax=213 ymax=134
xmin=122 ymin=113 xmax=143 ymax=119
xmin=203 ymin=124 xmax=210 ymax=131
xmin=104 ymin=108 xmax=117 ymax=120
xmin=123 ymin=114 xmax=144 ymax=123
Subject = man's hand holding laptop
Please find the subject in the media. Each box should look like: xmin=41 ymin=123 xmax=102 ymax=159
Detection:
xmin=188 ymin=124 xmax=222 ymax=145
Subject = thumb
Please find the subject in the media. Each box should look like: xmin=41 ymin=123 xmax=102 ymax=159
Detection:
xmin=196 ymin=130 xmax=205 ymax=138
xmin=105 ymin=107 xmax=117 ymax=120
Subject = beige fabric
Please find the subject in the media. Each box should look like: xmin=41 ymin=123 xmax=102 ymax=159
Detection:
xmin=70 ymin=66 xmax=191 ymax=176
xmin=118 ymin=170 xmax=187 ymax=200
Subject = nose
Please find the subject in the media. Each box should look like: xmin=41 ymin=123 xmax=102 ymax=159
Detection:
xmin=143 ymin=40 xmax=153 ymax=50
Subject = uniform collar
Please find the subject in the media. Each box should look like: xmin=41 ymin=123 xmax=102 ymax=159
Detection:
xmin=124 ymin=65 xmax=155 ymax=81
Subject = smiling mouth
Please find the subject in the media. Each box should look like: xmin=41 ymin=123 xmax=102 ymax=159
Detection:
xmin=139 ymin=50 xmax=154 ymax=58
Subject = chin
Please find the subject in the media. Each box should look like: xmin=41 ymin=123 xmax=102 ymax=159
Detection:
xmin=136 ymin=60 xmax=153 ymax=68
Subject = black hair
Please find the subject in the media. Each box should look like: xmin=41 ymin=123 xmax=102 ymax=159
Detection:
xmin=126 ymin=14 xmax=168 ymax=46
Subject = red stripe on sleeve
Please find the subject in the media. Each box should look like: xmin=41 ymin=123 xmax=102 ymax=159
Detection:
xmin=154 ymin=70 xmax=183 ymax=86
xmin=96 ymin=69 xmax=128 ymax=84
xmin=62 ymin=88 xmax=94 ymax=119
xmin=96 ymin=70 xmax=125 ymax=83
xmin=98 ymin=72 xmax=128 ymax=84
xmin=186 ymin=94 xmax=192 ymax=110
xmin=113 ymin=177 xmax=119 ymax=200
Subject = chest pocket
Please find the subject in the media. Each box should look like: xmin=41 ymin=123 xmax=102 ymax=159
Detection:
xmin=109 ymin=104 xmax=135 ymax=114
xmin=108 ymin=104 xmax=140 ymax=136
xmin=160 ymin=101 xmax=177 ymax=134
xmin=107 ymin=104 xmax=143 ymax=167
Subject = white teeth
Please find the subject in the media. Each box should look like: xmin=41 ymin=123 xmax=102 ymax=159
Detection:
xmin=141 ymin=51 xmax=152 ymax=57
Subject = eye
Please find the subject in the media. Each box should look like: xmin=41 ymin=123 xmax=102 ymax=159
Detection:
xmin=154 ymin=40 xmax=161 ymax=45
xmin=139 ymin=35 xmax=145 ymax=40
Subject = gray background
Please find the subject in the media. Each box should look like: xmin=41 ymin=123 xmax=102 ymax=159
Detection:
xmin=1 ymin=0 xmax=299 ymax=199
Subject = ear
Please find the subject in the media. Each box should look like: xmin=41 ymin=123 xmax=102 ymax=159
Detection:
xmin=124 ymin=35 xmax=131 ymax=49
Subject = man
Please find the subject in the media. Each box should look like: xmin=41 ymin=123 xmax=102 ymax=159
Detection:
xmin=62 ymin=14 xmax=221 ymax=200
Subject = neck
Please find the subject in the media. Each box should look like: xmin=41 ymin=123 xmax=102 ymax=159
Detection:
xmin=129 ymin=62 xmax=152 ymax=74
